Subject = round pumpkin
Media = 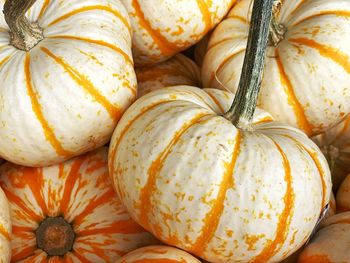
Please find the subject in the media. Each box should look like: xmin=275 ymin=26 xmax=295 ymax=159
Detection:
xmin=0 ymin=148 xmax=157 ymax=261
xmin=0 ymin=186 xmax=11 ymax=263
xmin=202 ymin=0 xmax=350 ymax=136
xmin=120 ymin=0 xmax=236 ymax=66
xmin=108 ymin=86 xmax=331 ymax=262
xmin=298 ymin=212 xmax=350 ymax=263
xmin=136 ymin=54 xmax=201 ymax=97
xmin=0 ymin=0 xmax=136 ymax=167
xmin=336 ymin=173 xmax=350 ymax=212
xmin=313 ymin=116 xmax=350 ymax=190
xmin=116 ymin=245 xmax=201 ymax=263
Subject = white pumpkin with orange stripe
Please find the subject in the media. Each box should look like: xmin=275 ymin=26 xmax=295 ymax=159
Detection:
xmin=202 ymin=0 xmax=350 ymax=136
xmin=0 ymin=147 xmax=157 ymax=262
xmin=120 ymin=0 xmax=236 ymax=66
xmin=117 ymin=245 xmax=201 ymax=263
xmin=313 ymin=116 xmax=350 ymax=190
xmin=108 ymin=86 xmax=331 ymax=262
xmin=298 ymin=212 xmax=350 ymax=263
xmin=136 ymin=54 xmax=201 ymax=97
xmin=0 ymin=0 xmax=136 ymax=167
xmin=0 ymin=187 xmax=11 ymax=263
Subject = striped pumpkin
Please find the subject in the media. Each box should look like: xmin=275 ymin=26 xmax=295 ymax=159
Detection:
xmin=0 ymin=148 xmax=157 ymax=262
xmin=136 ymin=54 xmax=201 ymax=97
xmin=0 ymin=0 xmax=136 ymax=167
xmin=120 ymin=0 xmax=236 ymax=66
xmin=313 ymin=116 xmax=350 ymax=190
xmin=109 ymin=86 xmax=331 ymax=262
xmin=202 ymin=0 xmax=350 ymax=136
xmin=0 ymin=186 xmax=11 ymax=263
xmin=336 ymin=173 xmax=350 ymax=212
xmin=298 ymin=212 xmax=350 ymax=263
xmin=117 ymin=246 xmax=201 ymax=263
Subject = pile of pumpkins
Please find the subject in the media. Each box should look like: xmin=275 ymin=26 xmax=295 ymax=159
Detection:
xmin=0 ymin=0 xmax=349 ymax=262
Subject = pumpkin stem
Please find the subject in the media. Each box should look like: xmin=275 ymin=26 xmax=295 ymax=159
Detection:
xmin=36 ymin=217 xmax=75 ymax=256
xmin=224 ymin=0 xmax=274 ymax=129
xmin=269 ymin=0 xmax=286 ymax=46
xmin=4 ymin=0 xmax=44 ymax=51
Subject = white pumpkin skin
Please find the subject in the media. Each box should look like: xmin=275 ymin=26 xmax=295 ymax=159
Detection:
xmin=313 ymin=116 xmax=350 ymax=190
xmin=116 ymin=245 xmax=201 ymax=263
xmin=136 ymin=54 xmax=201 ymax=97
xmin=109 ymin=86 xmax=332 ymax=262
xmin=120 ymin=0 xmax=236 ymax=66
xmin=0 ymin=0 xmax=136 ymax=167
xmin=298 ymin=212 xmax=350 ymax=263
xmin=202 ymin=0 xmax=350 ymax=136
xmin=0 ymin=186 xmax=11 ymax=263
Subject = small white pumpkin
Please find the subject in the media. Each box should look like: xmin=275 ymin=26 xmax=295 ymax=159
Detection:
xmin=0 ymin=0 xmax=136 ymax=166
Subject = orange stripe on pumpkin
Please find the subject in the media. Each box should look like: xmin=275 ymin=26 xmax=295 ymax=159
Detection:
xmin=275 ymin=50 xmax=313 ymax=136
xmin=139 ymin=113 xmax=211 ymax=239
xmin=108 ymin=100 xmax=176 ymax=179
xmin=131 ymin=0 xmax=178 ymax=56
xmin=227 ymin=14 xmax=248 ymax=24
xmin=251 ymin=141 xmax=295 ymax=262
xmin=196 ymin=0 xmax=212 ymax=33
xmin=73 ymin=188 xmax=115 ymax=226
xmin=0 ymin=55 xmax=11 ymax=69
xmin=47 ymin=35 xmax=133 ymax=65
xmin=38 ymin=0 xmax=50 ymax=19
xmin=283 ymin=135 xmax=328 ymax=209
xmin=190 ymin=131 xmax=241 ymax=255
xmin=59 ymin=157 xmax=86 ymax=215
xmin=40 ymin=47 xmax=122 ymax=121
xmin=11 ymin=246 xmax=36 ymax=262
xmin=0 ymin=224 xmax=10 ymax=240
xmin=48 ymin=5 xmax=132 ymax=34
xmin=206 ymin=91 xmax=225 ymax=114
xmin=77 ymin=219 xmax=145 ymax=236
xmin=1 ymin=185 xmax=42 ymax=222
xmin=25 ymin=54 xmax=71 ymax=157
xmin=289 ymin=38 xmax=350 ymax=75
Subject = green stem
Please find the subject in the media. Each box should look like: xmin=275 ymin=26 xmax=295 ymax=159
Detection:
xmin=224 ymin=0 xmax=274 ymax=130
xmin=4 ymin=0 xmax=44 ymax=51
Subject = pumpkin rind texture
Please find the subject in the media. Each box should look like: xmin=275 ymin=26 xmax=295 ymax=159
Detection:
xmin=0 ymin=186 xmax=11 ymax=263
xmin=336 ymin=173 xmax=350 ymax=213
xmin=0 ymin=148 xmax=157 ymax=262
xmin=298 ymin=212 xmax=350 ymax=263
xmin=109 ymin=86 xmax=332 ymax=262
xmin=136 ymin=54 xmax=201 ymax=97
xmin=202 ymin=0 xmax=350 ymax=136
xmin=120 ymin=0 xmax=236 ymax=66
xmin=116 ymin=245 xmax=201 ymax=262
xmin=313 ymin=116 xmax=350 ymax=190
xmin=0 ymin=0 xmax=136 ymax=167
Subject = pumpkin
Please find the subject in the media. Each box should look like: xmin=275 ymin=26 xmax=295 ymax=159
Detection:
xmin=194 ymin=33 xmax=210 ymax=67
xmin=116 ymin=245 xmax=201 ymax=263
xmin=298 ymin=212 xmax=350 ymax=263
xmin=0 ymin=0 xmax=136 ymax=167
xmin=313 ymin=116 xmax=350 ymax=190
xmin=202 ymin=0 xmax=350 ymax=136
xmin=120 ymin=0 xmax=236 ymax=66
xmin=0 ymin=148 xmax=157 ymax=261
xmin=136 ymin=54 xmax=201 ymax=97
xmin=109 ymin=2 xmax=332 ymax=261
xmin=0 ymin=187 xmax=11 ymax=263
xmin=336 ymin=173 xmax=350 ymax=212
